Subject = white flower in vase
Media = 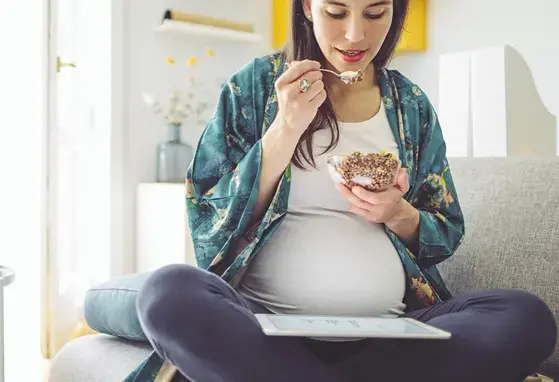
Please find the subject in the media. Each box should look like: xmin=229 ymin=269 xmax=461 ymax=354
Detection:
xmin=142 ymin=49 xmax=218 ymax=183
xmin=143 ymin=49 xmax=217 ymax=129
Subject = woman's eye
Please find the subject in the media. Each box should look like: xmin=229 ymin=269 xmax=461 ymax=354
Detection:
xmin=325 ymin=10 xmax=386 ymax=20
xmin=326 ymin=11 xmax=346 ymax=19
xmin=366 ymin=11 xmax=385 ymax=20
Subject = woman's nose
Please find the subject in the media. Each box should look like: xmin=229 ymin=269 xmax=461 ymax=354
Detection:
xmin=344 ymin=17 xmax=365 ymax=42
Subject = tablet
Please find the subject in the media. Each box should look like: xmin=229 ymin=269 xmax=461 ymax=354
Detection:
xmin=254 ymin=314 xmax=451 ymax=340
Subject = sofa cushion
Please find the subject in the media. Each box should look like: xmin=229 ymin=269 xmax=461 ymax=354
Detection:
xmin=48 ymin=334 xmax=153 ymax=382
xmin=84 ymin=272 xmax=151 ymax=341
xmin=439 ymin=157 xmax=559 ymax=378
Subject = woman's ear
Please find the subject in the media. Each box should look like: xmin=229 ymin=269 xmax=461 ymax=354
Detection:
xmin=302 ymin=0 xmax=312 ymax=21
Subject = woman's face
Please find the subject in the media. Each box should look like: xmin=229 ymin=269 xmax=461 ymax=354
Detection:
xmin=303 ymin=0 xmax=394 ymax=73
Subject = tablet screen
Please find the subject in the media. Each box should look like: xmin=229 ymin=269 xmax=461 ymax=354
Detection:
xmin=265 ymin=315 xmax=436 ymax=335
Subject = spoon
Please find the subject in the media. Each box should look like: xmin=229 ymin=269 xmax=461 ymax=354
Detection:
xmin=284 ymin=62 xmax=365 ymax=85
xmin=318 ymin=68 xmax=365 ymax=84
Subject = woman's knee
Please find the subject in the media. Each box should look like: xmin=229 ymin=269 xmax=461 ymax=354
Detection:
xmin=136 ymin=264 xmax=214 ymax=335
xmin=499 ymin=289 xmax=557 ymax=357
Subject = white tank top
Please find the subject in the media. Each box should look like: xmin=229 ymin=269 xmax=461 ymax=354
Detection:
xmin=238 ymin=102 xmax=407 ymax=318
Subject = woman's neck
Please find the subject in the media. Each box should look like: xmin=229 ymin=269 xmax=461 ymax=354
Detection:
xmin=324 ymin=62 xmax=382 ymax=123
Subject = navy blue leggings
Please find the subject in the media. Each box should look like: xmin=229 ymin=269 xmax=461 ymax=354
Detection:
xmin=137 ymin=264 xmax=557 ymax=382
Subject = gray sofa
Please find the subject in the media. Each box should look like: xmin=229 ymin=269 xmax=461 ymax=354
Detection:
xmin=48 ymin=157 xmax=559 ymax=381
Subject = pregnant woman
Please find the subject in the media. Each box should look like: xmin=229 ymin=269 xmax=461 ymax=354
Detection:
xmin=135 ymin=0 xmax=557 ymax=381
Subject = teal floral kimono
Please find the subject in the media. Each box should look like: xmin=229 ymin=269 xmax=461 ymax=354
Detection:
xmin=125 ymin=52 xmax=465 ymax=381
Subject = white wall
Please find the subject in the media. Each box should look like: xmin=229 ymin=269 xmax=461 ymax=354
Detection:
xmin=118 ymin=0 xmax=274 ymax=272
xmin=390 ymin=0 xmax=559 ymax=136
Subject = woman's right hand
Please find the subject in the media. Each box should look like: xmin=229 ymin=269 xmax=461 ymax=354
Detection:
xmin=273 ymin=60 xmax=327 ymax=136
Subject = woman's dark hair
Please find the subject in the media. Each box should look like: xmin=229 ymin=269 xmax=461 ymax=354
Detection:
xmin=282 ymin=0 xmax=410 ymax=169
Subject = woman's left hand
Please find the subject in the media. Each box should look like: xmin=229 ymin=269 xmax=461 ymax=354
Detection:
xmin=336 ymin=168 xmax=410 ymax=225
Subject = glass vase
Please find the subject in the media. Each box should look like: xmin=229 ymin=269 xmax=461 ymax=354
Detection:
xmin=156 ymin=124 xmax=193 ymax=183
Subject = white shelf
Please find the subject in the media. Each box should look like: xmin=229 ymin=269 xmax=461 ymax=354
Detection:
xmin=154 ymin=19 xmax=263 ymax=43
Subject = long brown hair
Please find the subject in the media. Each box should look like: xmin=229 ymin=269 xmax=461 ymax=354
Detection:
xmin=282 ymin=0 xmax=410 ymax=169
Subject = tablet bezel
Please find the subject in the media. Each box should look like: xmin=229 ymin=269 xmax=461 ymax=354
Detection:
xmin=254 ymin=314 xmax=451 ymax=340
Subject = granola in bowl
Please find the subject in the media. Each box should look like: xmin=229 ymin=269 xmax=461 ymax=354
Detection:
xmin=327 ymin=151 xmax=401 ymax=192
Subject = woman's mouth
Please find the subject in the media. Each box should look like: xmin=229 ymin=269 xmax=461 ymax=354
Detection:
xmin=336 ymin=48 xmax=367 ymax=63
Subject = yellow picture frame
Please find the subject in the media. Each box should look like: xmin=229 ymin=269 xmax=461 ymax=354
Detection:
xmin=272 ymin=0 xmax=290 ymax=49
xmin=396 ymin=0 xmax=427 ymax=53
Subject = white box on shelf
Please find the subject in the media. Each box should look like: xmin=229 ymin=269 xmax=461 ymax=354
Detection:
xmin=135 ymin=183 xmax=196 ymax=273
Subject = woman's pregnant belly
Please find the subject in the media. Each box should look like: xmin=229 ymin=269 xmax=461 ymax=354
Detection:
xmin=238 ymin=211 xmax=407 ymax=317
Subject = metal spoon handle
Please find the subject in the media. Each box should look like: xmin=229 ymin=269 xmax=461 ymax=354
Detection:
xmin=317 ymin=68 xmax=341 ymax=77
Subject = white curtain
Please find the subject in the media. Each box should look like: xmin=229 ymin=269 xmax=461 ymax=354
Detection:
xmin=43 ymin=0 xmax=114 ymax=359
xmin=0 ymin=1 xmax=118 ymax=379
